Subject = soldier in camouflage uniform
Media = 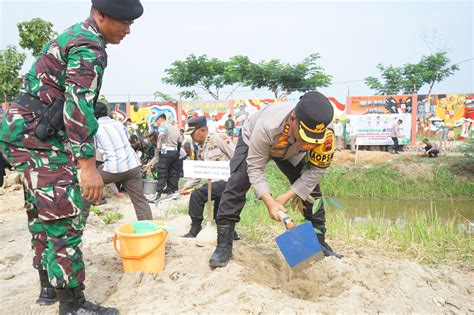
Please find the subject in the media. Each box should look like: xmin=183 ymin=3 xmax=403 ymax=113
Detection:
xmin=0 ymin=1 xmax=143 ymax=314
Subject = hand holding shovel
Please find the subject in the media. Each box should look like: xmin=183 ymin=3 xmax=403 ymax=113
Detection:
xmin=277 ymin=210 xmax=295 ymax=230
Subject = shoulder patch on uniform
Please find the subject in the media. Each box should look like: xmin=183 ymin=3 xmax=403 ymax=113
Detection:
xmin=308 ymin=129 xmax=335 ymax=168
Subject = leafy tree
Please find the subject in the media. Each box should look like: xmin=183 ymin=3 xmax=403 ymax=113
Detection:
xmin=365 ymin=64 xmax=405 ymax=95
xmin=0 ymin=46 xmax=26 ymax=102
xmin=153 ymin=91 xmax=176 ymax=102
xmin=365 ymin=52 xmax=459 ymax=95
xmin=163 ymin=54 xmax=243 ymax=100
xmin=246 ymin=53 xmax=332 ymax=98
xmin=420 ymin=52 xmax=459 ymax=96
xmin=17 ymin=18 xmax=56 ymax=58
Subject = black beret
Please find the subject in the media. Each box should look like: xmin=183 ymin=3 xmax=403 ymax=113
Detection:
xmin=92 ymin=0 xmax=144 ymax=20
xmin=294 ymin=91 xmax=334 ymax=144
xmin=185 ymin=116 xmax=207 ymax=135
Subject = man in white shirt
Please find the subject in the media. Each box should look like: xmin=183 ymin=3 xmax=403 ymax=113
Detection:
xmin=88 ymin=103 xmax=153 ymax=220
xmin=345 ymin=119 xmax=357 ymax=154
xmin=333 ymin=118 xmax=343 ymax=151
xmin=390 ymin=119 xmax=403 ymax=154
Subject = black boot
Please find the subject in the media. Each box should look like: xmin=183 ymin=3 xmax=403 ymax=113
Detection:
xmin=182 ymin=223 xmax=202 ymax=238
xmin=317 ymin=234 xmax=343 ymax=259
xmin=56 ymin=286 xmax=119 ymax=315
xmin=233 ymin=230 xmax=240 ymax=241
xmin=36 ymin=269 xmax=57 ymax=305
xmin=209 ymin=222 xmax=235 ymax=268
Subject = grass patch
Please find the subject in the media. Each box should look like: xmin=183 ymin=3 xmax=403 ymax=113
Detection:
xmin=320 ymin=163 xmax=474 ymax=199
xmin=89 ymin=205 xmax=124 ymax=224
xmin=238 ymin=162 xmax=473 ymax=269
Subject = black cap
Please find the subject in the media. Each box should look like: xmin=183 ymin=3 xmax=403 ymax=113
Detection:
xmin=294 ymin=91 xmax=334 ymax=144
xmin=185 ymin=116 xmax=207 ymax=135
xmin=92 ymin=0 xmax=144 ymax=20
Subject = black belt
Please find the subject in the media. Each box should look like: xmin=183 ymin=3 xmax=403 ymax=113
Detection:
xmin=15 ymin=93 xmax=46 ymax=115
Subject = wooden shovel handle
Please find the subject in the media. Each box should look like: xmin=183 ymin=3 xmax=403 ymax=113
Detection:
xmin=277 ymin=210 xmax=295 ymax=230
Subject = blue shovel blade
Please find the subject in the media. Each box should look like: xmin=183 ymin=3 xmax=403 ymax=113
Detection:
xmin=275 ymin=222 xmax=322 ymax=268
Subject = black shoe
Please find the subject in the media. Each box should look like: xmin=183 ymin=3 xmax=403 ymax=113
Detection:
xmin=317 ymin=235 xmax=343 ymax=259
xmin=98 ymin=197 xmax=107 ymax=205
xmin=209 ymin=223 xmax=235 ymax=268
xmin=56 ymin=286 xmax=119 ymax=315
xmin=233 ymin=230 xmax=240 ymax=241
xmin=182 ymin=224 xmax=202 ymax=238
xmin=36 ymin=270 xmax=57 ymax=306
xmin=147 ymin=192 xmax=161 ymax=203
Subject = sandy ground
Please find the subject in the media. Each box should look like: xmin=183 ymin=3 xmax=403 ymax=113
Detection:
xmin=0 ymin=152 xmax=473 ymax=314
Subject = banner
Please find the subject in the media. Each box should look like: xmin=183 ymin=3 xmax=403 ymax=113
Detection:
xmin=347 ymin=114 xmax=411 ymax=145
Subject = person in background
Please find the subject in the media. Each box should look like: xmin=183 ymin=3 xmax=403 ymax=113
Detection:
xmin=345 ymin=119 xmax=357 ymax=154
xmin=87 ymin=102 xmax=153 ymax=220
xmin=333 ymin=118 xmax=343 ymax=151
xmin=208 ymin=115 xmax=217 ymax=134
xmin=179 ymin=116 xmax=236 ymax=238
xmin=423 ymin=138 xmax=441 ymax=158
xmin=390 ymin=119 xmax=403 ymax=154
xmin=225 ymin=114 xmax=235 ymax=138
xmin=145 ymin=114 xmax=182 ymax=202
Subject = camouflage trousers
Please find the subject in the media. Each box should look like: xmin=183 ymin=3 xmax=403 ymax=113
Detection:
xmin=1 ymin=104 xmax=85 ymax=288
xmin=1 ymin=143 xmax=85 ymax=288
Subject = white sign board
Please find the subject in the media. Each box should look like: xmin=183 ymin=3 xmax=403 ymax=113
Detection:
xmin=347 ymin=114 xmax=411 ymax=145
xmin=183 ymin=160 xmax=231 ymax=180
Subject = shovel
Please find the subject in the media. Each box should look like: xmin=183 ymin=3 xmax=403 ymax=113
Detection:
xmin=195 ymin=179 xmax=217 ymax=247
xmin=275 ymin=211 xmax=324 ymax=271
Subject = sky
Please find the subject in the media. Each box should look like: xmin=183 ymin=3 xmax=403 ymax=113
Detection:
xmin=1 ymin=0 xmax=473 ymax=103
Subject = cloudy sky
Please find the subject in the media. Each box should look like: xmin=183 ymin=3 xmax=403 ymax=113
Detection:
xmin=1 ymin=0 xmax=473 ymax=103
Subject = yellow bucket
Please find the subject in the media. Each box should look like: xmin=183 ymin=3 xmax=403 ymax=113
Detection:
xmin=113 ymin=220 xmax=168 ymax=273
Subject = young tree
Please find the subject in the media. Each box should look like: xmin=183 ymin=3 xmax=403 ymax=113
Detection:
xmin=246 ymin=53 xmax=332 ymax=98
xmin=420 ymin=52 xmax=459 ymax=96
xmin=17 ymin=18 xmax=56 ymax=58
xmin=365 ymin=64 xmax=404 ymax=95
xmin=162 ymin=54 xmax=243 ymax=100
xmin=365 ymin=52 xmax=459 ymax=95
xmin=0 ymin=46 xmax=26 ymax=102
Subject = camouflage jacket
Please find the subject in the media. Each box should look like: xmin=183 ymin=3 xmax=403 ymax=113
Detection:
xmin=21 ymin=18 xmax=107 ymax=159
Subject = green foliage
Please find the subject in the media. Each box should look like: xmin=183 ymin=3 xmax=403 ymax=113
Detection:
xmin=365 ymin=64 xmax=405 ymax=95
xmin=237 ymin=163 xmax=473 ymax=268
xmin=420 ymin=52 xmax=459 ymax=95
xmin=327 ymin=208 xmax=472 ymax=269
xmin=153 ymin=91 xmax=176 ymax=102
xmin=89 ymin=205 xmax=123 ymax=224
xmin=17 ymin=18 xmax=56 ymax=58
xmin=320 ymin=164 xmax=474 ymax=199
xmin=365 ymin=51 xmax=459 ymax=95
xmin=0 ymin=46 xmax=26 ymax=102
xmin=162 ymin=53 xmax=331 ymax=100
xmin=162 ymin=54 xmax=245 ymax=100
xmin=247 ymin=53 xmax=332 ymax=98
xmin=102 ymin=212 xmax=124 ymax=224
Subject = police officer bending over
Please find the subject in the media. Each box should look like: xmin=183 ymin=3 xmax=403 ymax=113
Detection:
xmin=209 ymin=91 xmax=342 ymax=269
xmin=180 ymin=116 xmax=238 ymax=239
xmin=0 ymin=0 xmax=144 ymax=313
